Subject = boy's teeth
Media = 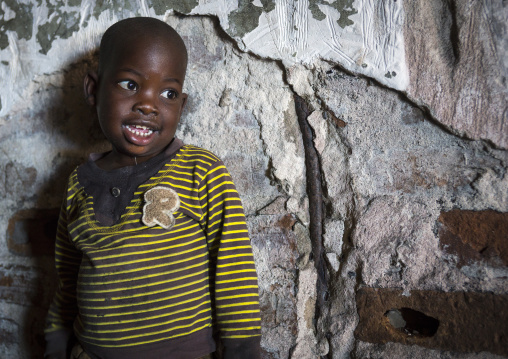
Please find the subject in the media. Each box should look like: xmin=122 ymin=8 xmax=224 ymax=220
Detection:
xmin=125 ymin=125 xmax=153 ymax=136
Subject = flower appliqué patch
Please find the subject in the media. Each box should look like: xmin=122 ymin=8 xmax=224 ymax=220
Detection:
xmin=142 ymin=186 xmax=180 ymax=229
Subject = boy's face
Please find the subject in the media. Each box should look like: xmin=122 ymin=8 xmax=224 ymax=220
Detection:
xmin=85 ymin=35 xmax=187 ymax=167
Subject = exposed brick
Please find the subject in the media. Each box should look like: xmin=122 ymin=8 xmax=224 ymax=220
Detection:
xmin=6 ymin=208 xmax=59 ymax=256
xmin=0 ymin=263 xmax=55 ymax=357
xmin=251 ymin=213 xmax=299 ymax=350
xmin=181 ymin=33 xmax=221 ymax=70
xmin=355 ymin=287 xmax=508 ymax=356
xmin=251 ymin=214 xmax=299 ymax=270
xmin=222 ymin=153 xmax=267 ymax=200
xmin=328 ymin=110 xmax=347 ymax=128
xmin=0 ymin=264 xmax=55 ymax=307
xmin=276 ymin=214 xmax=297 ymax=231
xmin=438 ymin=210 xmax=508 ymax=267
xmin=0 ymin=317 xmax=18 ymax=344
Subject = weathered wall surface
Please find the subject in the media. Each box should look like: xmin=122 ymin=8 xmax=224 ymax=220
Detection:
xmin=0 ymin=1 xmax=507 ymax=358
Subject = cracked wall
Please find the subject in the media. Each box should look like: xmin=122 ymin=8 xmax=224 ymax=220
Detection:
xmin=1 ymin=1 xmax=507 ymax=358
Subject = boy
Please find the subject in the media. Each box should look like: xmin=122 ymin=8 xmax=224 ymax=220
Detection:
xmin=44 ymin=17 xmax=261 ymax=359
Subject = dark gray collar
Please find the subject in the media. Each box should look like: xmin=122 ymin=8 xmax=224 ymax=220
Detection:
xmin=77 ymin=138 xmax=184 ymax=226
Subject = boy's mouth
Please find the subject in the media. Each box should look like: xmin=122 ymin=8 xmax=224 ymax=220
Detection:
xmin=122 ymin=124 xmax=157 ymax=145
xmin=123 ymin=124 xmax=154 ymax=137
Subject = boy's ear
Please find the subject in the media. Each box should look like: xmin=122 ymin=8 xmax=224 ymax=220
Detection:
xmin=84 ymin=72 xmax=99 ymax=106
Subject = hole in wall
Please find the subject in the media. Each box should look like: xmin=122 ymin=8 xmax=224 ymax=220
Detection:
xmin=384 ymin=307 xmax=440 ymax=337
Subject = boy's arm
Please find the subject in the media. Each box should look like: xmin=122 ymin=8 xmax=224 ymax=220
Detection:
xmin=44 ymin=175 xmax=82 ymax=358
xmin=200 ymin=159 xmax=261 ymax=359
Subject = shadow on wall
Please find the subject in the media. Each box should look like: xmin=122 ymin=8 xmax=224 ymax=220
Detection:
xmin=4 ymin=50 xmax=107 ymax=357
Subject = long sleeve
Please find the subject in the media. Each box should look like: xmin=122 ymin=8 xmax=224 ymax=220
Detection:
xmin=44 ymin=172 xmax=82 ymax=358
xmin=199 ymin=160 xmax=261 ymax=358
xmin=44 ymin=148 xmax=262 ymax=358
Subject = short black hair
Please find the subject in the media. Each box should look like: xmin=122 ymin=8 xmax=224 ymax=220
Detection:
xmin=98 ymin=17 xmax=188 ymax=77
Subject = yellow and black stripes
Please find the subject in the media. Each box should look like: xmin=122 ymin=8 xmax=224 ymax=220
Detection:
xmin=45 ymin=145 xmax=261 ymax=353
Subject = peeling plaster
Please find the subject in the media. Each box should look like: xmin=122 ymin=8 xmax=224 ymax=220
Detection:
xmin=37 ymin=9 xmax=80 ymax=54
xmin=91 ymin=0 xmax=137 ymax=20
xmin=152 ymin=0 xmax=199 ymax=16
xmin=1 ymin=2 xmax=17 ymax=22
xmin=308 ymin=0 xmax=357 ymax=29
xmin=0 ymin=0 xmax=33 ymax=50
xmin=0 ymin=0 xmax=408 ymax=117
xmin=227 ymin=0 xmax=275 ymax=39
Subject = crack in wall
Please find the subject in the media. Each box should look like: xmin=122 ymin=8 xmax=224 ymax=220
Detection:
xmin=293 ymin=94 xmax=328 ymax=325
xmin=319 ymin=59 xmax=508 ymax=154
xmin=307 ymin=81 xmax=361 ymax=359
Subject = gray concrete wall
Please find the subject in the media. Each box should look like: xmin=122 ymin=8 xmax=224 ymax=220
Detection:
xmin=0 ymin=1 xmax=507 ymax=358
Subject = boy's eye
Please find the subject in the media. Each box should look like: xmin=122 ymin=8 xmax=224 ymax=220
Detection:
xmin=161 ymin=89 xmax=178 ymax=100
xmin=118 ymin=80 xmax=138 ymax=91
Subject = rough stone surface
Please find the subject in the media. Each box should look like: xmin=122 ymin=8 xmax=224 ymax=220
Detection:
xmin=404 ymin=0 xmax=508 ymax=149
xmin=355 ymin=287 xmax=508 ymax=356
xmin=300 ymin=61 xmax=508 ymax=358
xmin=290 ymin=265 xmax=318 ymax=358
xmin=251 ymin=212 xmax=300 ymax=358
xmin=0 ymin=2 xmax=507 ymax=359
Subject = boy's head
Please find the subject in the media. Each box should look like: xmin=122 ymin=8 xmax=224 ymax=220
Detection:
xmin=97 ymin=17 xmax=188 ymax=78
xmin=84 ymin=17 xmax=188 ymax=167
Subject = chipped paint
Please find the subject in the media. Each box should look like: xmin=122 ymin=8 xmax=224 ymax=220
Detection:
xmin=227 ymin=0 xmax=275 ymax=38
xmin=308 ymin=0 xmax=357 ymax=28
xmin=1 ymin=2 xmax=16 ymax=22
xmin=152 ymin=0 xmax=199 ymax=16
xmin=0 ymin=1 xmax=408 ymax=117
xmin=91 ymin=0 xmax=138 ymax=20
xmin=0 ymin=0 xmax=33 ymax=50
xmin=227 ymin=0 xmax=265 ymax=38
xmin=37 ymin=10 xmax=80 ymax=54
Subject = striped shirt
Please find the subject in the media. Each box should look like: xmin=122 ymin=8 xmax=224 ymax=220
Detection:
xmin=45 ymin=144 xmax=261 ymax=358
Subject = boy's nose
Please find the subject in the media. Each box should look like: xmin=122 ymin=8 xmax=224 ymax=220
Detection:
xmin=133 ymin=92 xmax=159 ymax=116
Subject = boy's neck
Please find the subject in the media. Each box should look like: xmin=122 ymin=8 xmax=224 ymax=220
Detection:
xmin=94 ymin=151 xmax=141 ymax=170
xmin=94 ymin=138 xmax=180 ymax=171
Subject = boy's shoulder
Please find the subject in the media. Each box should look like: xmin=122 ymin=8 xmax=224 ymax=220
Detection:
xmin=179 ymin=144 xmax=223 ymax=167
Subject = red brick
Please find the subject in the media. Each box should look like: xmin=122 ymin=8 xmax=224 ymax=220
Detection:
xmin=355 ymin=287 xmax=508 ymax=356
xmin=0 ymin=264 xmax=55 ymax=307
xmin=438 ymin=210 xmax=508 ymax=267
